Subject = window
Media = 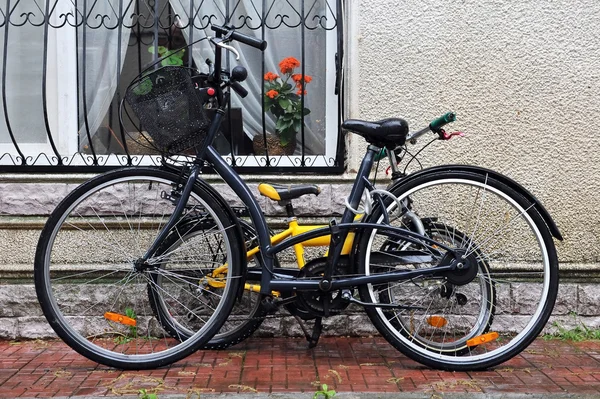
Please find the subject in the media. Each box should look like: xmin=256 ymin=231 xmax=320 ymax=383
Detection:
xmin=0 ymin=0 xmax=344 ymax=172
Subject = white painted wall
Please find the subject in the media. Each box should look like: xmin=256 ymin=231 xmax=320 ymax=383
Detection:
xmin=346 ymin=0 xmax=600 ymax=262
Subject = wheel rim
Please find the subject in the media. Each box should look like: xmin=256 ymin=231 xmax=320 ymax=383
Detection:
xmin=364 ymin=177 xmax=551 ymax=364
xmin=40 ymin=175 xmax=236 ymax=363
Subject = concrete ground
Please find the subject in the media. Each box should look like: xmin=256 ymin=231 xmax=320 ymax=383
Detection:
xmin=1 ymin=336 xmax=599 ymax=398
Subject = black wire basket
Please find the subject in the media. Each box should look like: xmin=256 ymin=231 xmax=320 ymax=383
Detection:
xmin=124 ymin=66 xmax=212 ymax=155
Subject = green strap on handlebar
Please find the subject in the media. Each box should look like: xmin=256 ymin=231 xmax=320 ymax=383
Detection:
xmin=429 ymin=112 xmax=456 ymax=131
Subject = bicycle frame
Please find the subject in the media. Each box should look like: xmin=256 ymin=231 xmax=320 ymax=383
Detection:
xmin=201 ymin=144 xmax=460 ymax=295
xmin=140 ymin=28 xmax=462 ymax=297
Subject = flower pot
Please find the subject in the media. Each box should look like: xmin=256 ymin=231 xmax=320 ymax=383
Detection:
xmin=252 ymin=133 xmax=296 ymax=156
xmin=125 ymin=131 xmax=160 ymax=155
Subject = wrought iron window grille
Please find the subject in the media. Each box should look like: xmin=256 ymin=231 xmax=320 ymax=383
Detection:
xmin=0 ymin=0 xmax=345 ymax=174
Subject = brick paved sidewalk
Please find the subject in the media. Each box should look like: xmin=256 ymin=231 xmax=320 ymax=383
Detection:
xmin=1 ymin=337 xmax=600 ymax=398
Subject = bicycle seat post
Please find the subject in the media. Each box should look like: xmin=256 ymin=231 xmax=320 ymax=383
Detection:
xmin=388 ymin=148 xmax=405 ymax=182
xmin=282 ymin=200 xmax=296 ymax=219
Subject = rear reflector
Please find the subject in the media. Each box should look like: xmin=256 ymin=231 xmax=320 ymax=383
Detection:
xmin=427 ymin=316 xmax=448 ymax=328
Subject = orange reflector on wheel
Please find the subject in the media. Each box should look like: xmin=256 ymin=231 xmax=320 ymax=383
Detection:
xmin=104 ymin=312 xmax=136 ymax=327
xmin=466 ymin=332 xmax=499 ymax=347
xmin=427 ymin=316 xmax=447 ymax=328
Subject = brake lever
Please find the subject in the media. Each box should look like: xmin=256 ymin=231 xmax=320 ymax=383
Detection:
xmin=439 ymin=130 xmax=465 ymax=140
xmin=210 ymin=37 xmax=241 ymax=60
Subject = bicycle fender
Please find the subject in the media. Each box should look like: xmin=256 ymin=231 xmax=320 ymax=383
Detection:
xmin=387 ymin=165 xmax=563 ymax=241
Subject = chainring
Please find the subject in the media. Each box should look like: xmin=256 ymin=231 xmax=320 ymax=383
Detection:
xmin=289 ymin=256 xmax=352 ymax=318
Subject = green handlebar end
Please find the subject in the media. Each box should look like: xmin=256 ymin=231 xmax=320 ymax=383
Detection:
xmin=429 ymin=112 xmax=457 ymax=131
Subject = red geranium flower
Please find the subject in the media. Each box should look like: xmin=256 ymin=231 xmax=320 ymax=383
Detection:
xmin=292 ymin=74 xmax=312 ymax=85
xmin=263 ymin=57 xmax=312 ymax=148
xmin=279 ymin=57 xmax=301 ymax=74
xmin=264 ymin=72 xmax=279 ymax=82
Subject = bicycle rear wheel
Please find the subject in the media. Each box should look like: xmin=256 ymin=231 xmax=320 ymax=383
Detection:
xmin=149 ymin=218 xmax=268 ymax=349
xmin=34 ymin=167 xmax=244 ymax=369
xmin=357 ymin=169 xmax=558 ymax=371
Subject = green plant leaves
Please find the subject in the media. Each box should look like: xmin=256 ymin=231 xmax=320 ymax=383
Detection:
xmin=147 ymin=45 xmax=185 ymax=67
xmin=133 ymin=77 xmax=152 ymax=96
xmin=313 ymin=383 xmax=336 ymax=399
xmin=125 ymin=307 xmax=138 ymax=338
xmin=139 ymin=389 xmax=159 ymax=399
xmin=278 ymin=98 xmax=290 ymax=110
xmin=276 ymin=118 xmax=294 ymax=132
xmin=293 ymin=120 xmax=302 ymax=133
xmin=543 ymin=320 xmax=600 ymax=341
xmin=147 ymin=46 xmax=168 ymax=55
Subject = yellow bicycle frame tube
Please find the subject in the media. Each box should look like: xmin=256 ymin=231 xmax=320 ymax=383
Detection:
xmin=208 ymin=216 xmax=359 ymax=293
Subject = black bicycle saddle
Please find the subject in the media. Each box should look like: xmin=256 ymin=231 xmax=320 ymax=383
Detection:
xmin=342 ymin=118 xmax=409 ymax=147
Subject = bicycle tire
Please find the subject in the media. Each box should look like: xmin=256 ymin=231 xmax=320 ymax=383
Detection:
xmin=148 ymin=218 xmax=268 ymax=349
xmin=356 ymin=169 xmax=558 ymax=371
xmin=34 ymin=167 xmax=244 ymax=369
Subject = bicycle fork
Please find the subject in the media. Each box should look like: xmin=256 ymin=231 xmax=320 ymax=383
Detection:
xmin=138 ymin=164 xmax=201 ymax=265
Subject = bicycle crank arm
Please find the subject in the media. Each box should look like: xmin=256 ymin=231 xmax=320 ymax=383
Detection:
xmin=341 ymin=290 xmax=426 ymax=310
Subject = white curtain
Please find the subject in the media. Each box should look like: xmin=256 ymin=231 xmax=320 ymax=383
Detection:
xmin=0 ymin=22 xmax=47 ymax=146
xmin=78 ymin=1 xmax=132 ymax=152
xmin=168 ymin=0 xmax=327 ymax=155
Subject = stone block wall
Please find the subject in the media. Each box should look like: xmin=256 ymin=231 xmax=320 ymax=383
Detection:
xmin=0 ymin=176 xmax=599 ymax=339
xmin=0 ymin=281 xmax=595 ymax=340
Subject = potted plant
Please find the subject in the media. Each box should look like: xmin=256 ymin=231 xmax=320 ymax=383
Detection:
xmin=253 ymin=57 xmax=311 ymax=155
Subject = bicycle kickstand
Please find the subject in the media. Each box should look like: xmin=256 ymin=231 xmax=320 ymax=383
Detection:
xmin=292 ymin=315 xmax=323 ymax=349
xmin=308 ymin=317 xmax=323 ymax=348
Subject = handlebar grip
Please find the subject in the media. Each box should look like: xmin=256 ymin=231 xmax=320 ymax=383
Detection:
xmin=231 ymin=81 xmax=248 ymax=98
xmin=211 ymin=25 xmax=267 ymax=51
xmin=429 ymin=112 xmax=456 ymax=131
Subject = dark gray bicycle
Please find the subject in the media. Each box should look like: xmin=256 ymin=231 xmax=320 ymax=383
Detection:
xmin=34 ymin=25 xmax=561 ymax=371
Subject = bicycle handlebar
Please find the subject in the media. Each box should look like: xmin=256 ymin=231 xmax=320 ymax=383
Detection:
xmin=405 ymin=112 xmax=457 ymax=143
xmin=211 ymin=25 xmax=268 ymax=51
xmin=429 ymin=112 xmax=456 ymax=131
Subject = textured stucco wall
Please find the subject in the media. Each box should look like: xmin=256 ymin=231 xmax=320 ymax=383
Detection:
xmin=349 ymin=0 xmax=600 ymax=263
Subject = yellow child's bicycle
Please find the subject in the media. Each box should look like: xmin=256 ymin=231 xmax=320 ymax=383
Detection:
xmin=147 ymin=181 xmax=364 ymax=350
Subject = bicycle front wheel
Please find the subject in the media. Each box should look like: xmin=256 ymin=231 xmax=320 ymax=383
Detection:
xmin=357 ymin=169 xmax=558 ymax=371
xmin=34 ymin=167 xmax=244 ymax=369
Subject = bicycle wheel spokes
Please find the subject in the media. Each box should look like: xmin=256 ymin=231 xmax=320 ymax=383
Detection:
xmin=36 ymin=170 xmax=242 ymax=369
xmin=149 ymin=219 xmax=267 ymax=349
xmin=359 ymin=173 xmax=557 ymax=370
